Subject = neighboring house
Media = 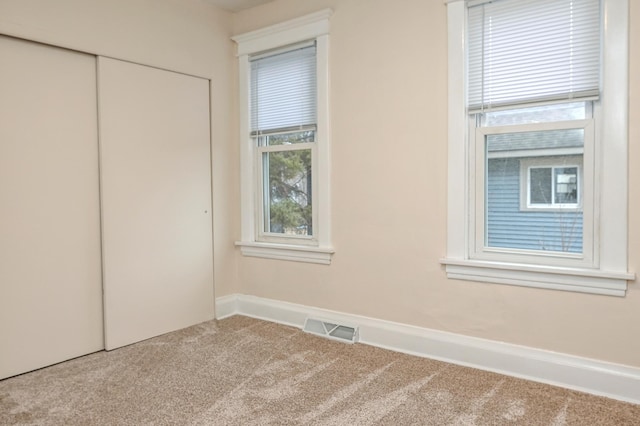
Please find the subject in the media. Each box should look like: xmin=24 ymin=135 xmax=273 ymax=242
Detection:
xmin=486 ymin=121 xmax=584 ymax=253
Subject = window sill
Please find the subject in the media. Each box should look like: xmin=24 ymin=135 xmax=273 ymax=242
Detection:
xmin=440 ymin=258 xmax=634 ymax=297
xmin=236 ymin=241 xmax=334 ymax=265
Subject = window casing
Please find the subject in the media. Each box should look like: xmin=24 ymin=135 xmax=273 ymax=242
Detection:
xmin=233 ymin=9 xmax=334 ymax=264
xmin=442 ymin=0 xmax=634 ymax=296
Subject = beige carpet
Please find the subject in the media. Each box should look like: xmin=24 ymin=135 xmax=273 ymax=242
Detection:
xmin=1 ymin=316 xmax=639 ymax=425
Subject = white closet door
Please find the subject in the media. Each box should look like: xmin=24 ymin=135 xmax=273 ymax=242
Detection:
xmin=98 ymin=57 xmax=214 ymax=350
xmin=0 ymin=36 xmax=104 ymax=379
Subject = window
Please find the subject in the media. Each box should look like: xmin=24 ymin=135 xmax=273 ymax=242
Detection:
xmin=442 ymin=0 xmax=634 ymax=296
xmin=522 ymin=160 xmax=582 ymax=210
xmin=251 ymin=43 xmax=317 ymax=241
xmin=233 ymin=9 xmax=334 ymax=264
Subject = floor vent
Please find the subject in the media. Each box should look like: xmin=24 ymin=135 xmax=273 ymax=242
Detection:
xmin=303 ymin=318 xmax=359 ymax=344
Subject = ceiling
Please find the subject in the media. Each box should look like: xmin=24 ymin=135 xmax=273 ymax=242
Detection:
xmin=203 ymin=0 xmax=275 ymax=12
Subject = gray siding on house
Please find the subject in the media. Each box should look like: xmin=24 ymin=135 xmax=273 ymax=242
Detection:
xmin=487 ymin=158 xmax=583 ymax=253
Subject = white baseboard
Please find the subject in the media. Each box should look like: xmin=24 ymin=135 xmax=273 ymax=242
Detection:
xmin=215 ymin=294 xmax=239 ymax=320
xmin=215 ymin=293 xmax=640 ymax=405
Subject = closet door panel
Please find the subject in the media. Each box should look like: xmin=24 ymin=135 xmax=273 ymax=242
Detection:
xmin=98 ymin=57 xmax=214 ymax=350
xmin=0 ymin=36 xmax=103 ymax=379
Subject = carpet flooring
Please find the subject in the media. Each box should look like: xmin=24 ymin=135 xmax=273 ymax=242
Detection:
xmin=1 ymin=315 xmax=639 ymax=425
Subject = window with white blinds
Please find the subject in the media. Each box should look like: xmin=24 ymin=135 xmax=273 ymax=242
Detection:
xmin=250 ymin=42 xmax=317 ymax=136
xmin=467 ymin=0 xmax=601 ymax=112
xmin=234 ymin=9 xmax=333 ymax=263
xmin=443 ymin=0 xmax=632 ymax=295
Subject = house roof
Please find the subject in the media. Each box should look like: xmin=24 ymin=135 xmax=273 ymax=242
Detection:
xmin=487 ymin=129 xmax=583 ymax=152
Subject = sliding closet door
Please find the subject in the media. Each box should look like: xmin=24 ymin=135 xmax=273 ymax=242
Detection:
xmin=98 ymin=57 xmax=214 ymax=350
xmin=0 ymin=36 xmax=103 ymax=379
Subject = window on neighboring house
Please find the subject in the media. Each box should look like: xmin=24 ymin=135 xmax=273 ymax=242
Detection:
xmin=442 ymin=0 xmax=634 ymax=295
xmin=524 ymin=163 xmax=581 ymax=209
xmin=233 ymin=9 xmax=334 ymax=265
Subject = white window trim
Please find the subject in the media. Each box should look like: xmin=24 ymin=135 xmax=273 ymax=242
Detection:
xmin=441 ymin=0 xmax=634 ymax=296
xmin=233 ymin=9 xmax=334 ymax=264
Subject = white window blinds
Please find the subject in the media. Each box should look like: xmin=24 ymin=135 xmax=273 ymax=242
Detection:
xmin=250 ymin=42 xmax=317 ymax=136
xmin=467 ymin=0 xmax=601 ymax=112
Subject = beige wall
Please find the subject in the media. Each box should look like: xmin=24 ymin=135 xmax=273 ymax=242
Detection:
xmin=232 ymin=0 xmax=640 ymax=368
xmin=0 ymin=0 xmax=240 ymax=303
xmin=0 ymin=0 xmax=222 ymax=77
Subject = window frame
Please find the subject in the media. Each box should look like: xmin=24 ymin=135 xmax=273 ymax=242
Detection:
xmin=233 ymin=9 xmax=334 ymax=264
xmin=441 ymin=0 xmax=634 ymax=296
xmin=473 ymin=117 xmax=593 ymax=267
xmin=256 ymin=133 xmax=316 ymax=244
